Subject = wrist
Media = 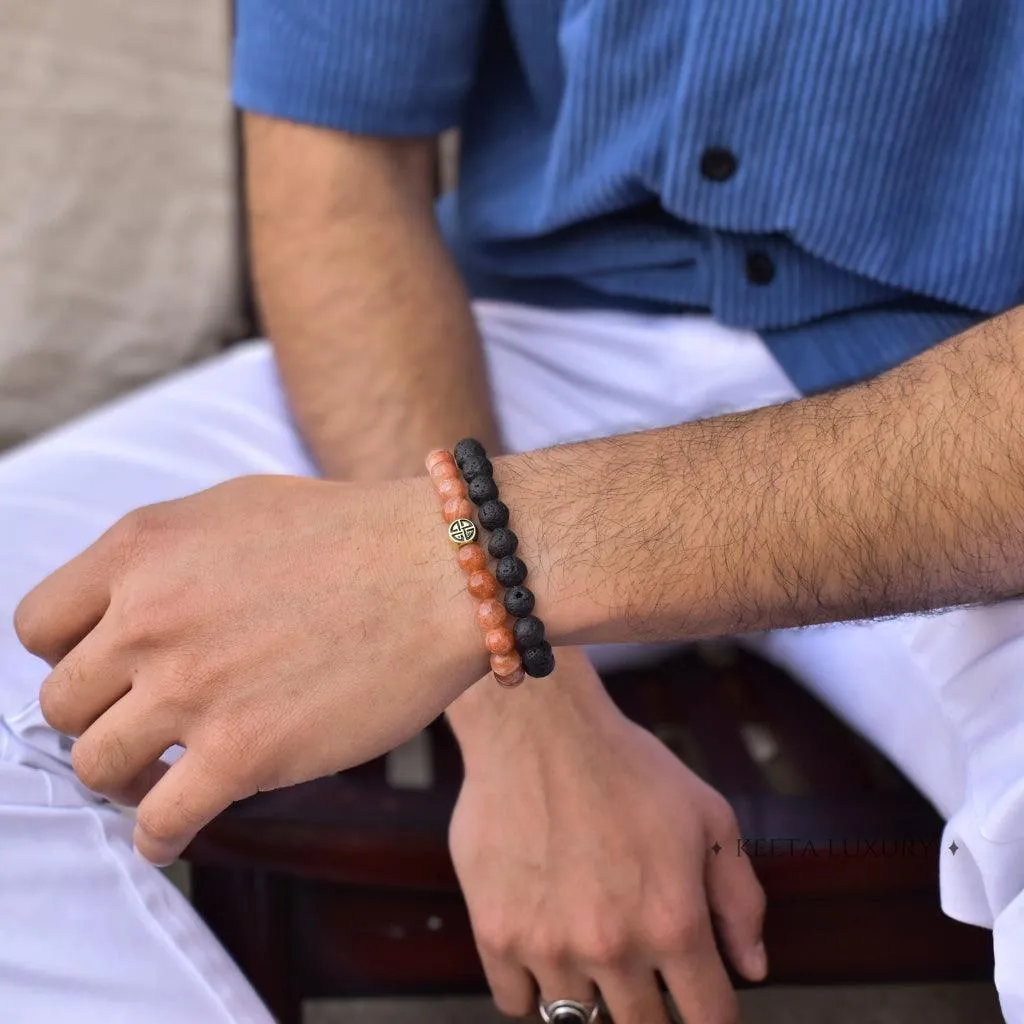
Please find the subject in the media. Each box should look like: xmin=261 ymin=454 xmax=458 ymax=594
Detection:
xmin=448 ymin=646 xmax=617 ymax=762
xmin=397 ymin=438 xmax=621 ymax=723
xmin=398 ymin=473 xmax=491 ymax=690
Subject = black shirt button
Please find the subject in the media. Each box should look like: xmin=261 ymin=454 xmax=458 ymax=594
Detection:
xmin=700 ymin=147 xmax=738 ymax=182
xmin=745 ymin=251 xmax=776 ymax=286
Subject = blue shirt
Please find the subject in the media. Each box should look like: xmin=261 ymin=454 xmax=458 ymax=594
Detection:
xmin=233 ymin=1 xmax=1024 ymax=394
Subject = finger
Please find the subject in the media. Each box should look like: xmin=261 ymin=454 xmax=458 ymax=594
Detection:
xmin=104 ymin=760 xmax=170 ymax=809
xmin=38 ymin=617 xmax=130 ymax=737
xmin=14 ymin=520 xmax=127 ymax=666
xmin=477 ymin=947 xmax=536 ymax=1019
xmin=595 ymin=966 xmax=670 ymax=1024
xmin=706 ymin=832 xmax=768 ymax=981
xmin=71 ymin=689 xmax=178 ymax=804
xmin=133 ymin=748 xmax=240 ymax=867
xmin=532 ymin=957 xmax=599 ymax=1014
xmin=659 ymin=918 xmax=739 ymax=1024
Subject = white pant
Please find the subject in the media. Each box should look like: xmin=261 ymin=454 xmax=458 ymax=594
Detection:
xmin=1 ymin=301 xmax=1022 ymax=1021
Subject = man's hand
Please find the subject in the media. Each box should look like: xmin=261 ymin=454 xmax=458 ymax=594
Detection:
xmin=450 ymin=650 xmax=766 ymax=1024
xmin=14 ymin=474 xmax=483 ymax=866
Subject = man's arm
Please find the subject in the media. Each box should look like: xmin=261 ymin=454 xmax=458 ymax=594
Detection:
xmin=244 ymin=112 xmax=499 ymax=479
xmin=18 ymin=309 xmax=1024 ymax=866
xmin=245 ymin=112 xmax=1024 ymax=634
xmin=503 ymin=308 xmax=1024 ymax=643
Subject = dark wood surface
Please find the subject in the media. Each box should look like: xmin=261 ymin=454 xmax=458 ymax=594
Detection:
xmin=186 ymin=646 xmax=993 ymax=1022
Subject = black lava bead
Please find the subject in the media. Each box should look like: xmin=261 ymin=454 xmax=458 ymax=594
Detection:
xmin=454 ymin=438 xmax=486 ymax=469
xmin=478 ymin=500 xmax=510 ymax=530
xmin=487 ymin=527 xmax=519 ymax=559
xmin=495 ymin=555 xmax=528 ymax=587
xmin=468 ymin=474 xmax=499 ymax=505
xmin=504 ymin=585 xmax=535 ymax=618
xmin=522 ymin=641 xmax=556 ymax=678
xmin=460 ymin=453 xmax=493 ymax=481
xmin=513 ymin=615 xmax=545 ymax=650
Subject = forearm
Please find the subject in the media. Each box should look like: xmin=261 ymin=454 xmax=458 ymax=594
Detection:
xmin=498 ymin=309 xmax=1024 ymax=644
xmin=244 ymin=113 xmax=499 ymax=480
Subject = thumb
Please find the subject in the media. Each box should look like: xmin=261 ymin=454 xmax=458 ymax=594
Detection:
xmin=705 ymin=832 xmax=768 ymax=981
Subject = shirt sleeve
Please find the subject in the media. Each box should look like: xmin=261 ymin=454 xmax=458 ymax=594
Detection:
xmin=233 ymin=0 xmax=491 ymax=135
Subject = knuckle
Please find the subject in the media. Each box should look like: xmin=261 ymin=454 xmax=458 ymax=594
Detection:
xmin=528 ymin=933 xmax=569 ymax=967
xmin=38 ymin=680 xmax=74 ymax=734
xmin=110 ymin=504 xmax=176 ymax=570
xmin=474 ymin=921 xmax=516 ymax=960
xmin=12 ymin=597 xmax=41 ymax=653
xmin=114 ymin=596 xmax=155 ymax=646
xmin=121 ymin=503 xmax=169 ymax=540
xmin=577 ymin=922 xmax=630 ymax=967
xmin=70 ymin=749 xmax=101 ymax=794
xmin=115 ymin=588 xmax=179 ymax=647
xmin=38 ymin=654 xmax=95 ymax=735
xmin=135 ymin=803 xmax=182 ymax=849
xmin=649 ymin=923 xmax=688 ymax=956
xmin=674 ymin=914 xmax=705 ymax=951
xmin=648 ymin=909 xmax=703 ymax=954
xmin=112 ymin=508 xmax=152 ymax=558
xmin=71 ymin=736 xmax=129 ymax=794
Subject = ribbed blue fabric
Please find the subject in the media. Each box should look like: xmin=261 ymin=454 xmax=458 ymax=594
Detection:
xmin=234 ymin=0 xmax=1024 ymax=394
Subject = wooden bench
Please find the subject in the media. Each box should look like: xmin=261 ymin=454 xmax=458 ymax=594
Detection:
xmin=185 ymin=644 xmax=992 ymax=1023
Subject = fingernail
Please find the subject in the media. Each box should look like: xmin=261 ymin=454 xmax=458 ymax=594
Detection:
xmin=747 ymin=940 xmax=768 ymax=980
xmin=133 ymin=841 xmax=175 ymax=869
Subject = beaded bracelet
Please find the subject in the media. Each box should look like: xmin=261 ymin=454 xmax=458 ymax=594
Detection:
xmin=454 ymin=438 xmax=556 ymax=681
xmin=426 ymin=447 xmax=525 ymax=686
xmin=426 ymin=442 xmax=555 ymax=685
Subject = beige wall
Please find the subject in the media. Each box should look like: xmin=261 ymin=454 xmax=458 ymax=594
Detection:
xmin=0 ymin=0 xmax=242 ymax=448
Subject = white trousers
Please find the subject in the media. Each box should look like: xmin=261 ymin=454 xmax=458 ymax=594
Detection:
xmin=1 ymin=301 xmax=1022 ymax=1022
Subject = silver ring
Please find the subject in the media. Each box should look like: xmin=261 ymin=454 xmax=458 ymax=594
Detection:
xmin=539 ymin=998 xmax=600 ymax=1023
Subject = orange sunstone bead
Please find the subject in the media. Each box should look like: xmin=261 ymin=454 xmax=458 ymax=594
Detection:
xmin=494 ymin=667 xmax=526 ymax=688
xmin=425 ymin=449 xmax=455 ymax=473
xmin=468 ymin=570 xmax=499 ymax=600
xmin=457 ymin=543 xmax=487 ymax=574
xmin=476 ymin=598 xmax=507 ymax=630
xmin=442 ymin=497 xmax=475 ymax=523
xmin=490 ymin=651 xmax=522 ymax=677
xmin=484 ymin=626 xmax=515 ymax=655
xmin=436 ymin=476 xmax=467 ymax=502
xmin=430 ymin=460 xmax=460 ymax=485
